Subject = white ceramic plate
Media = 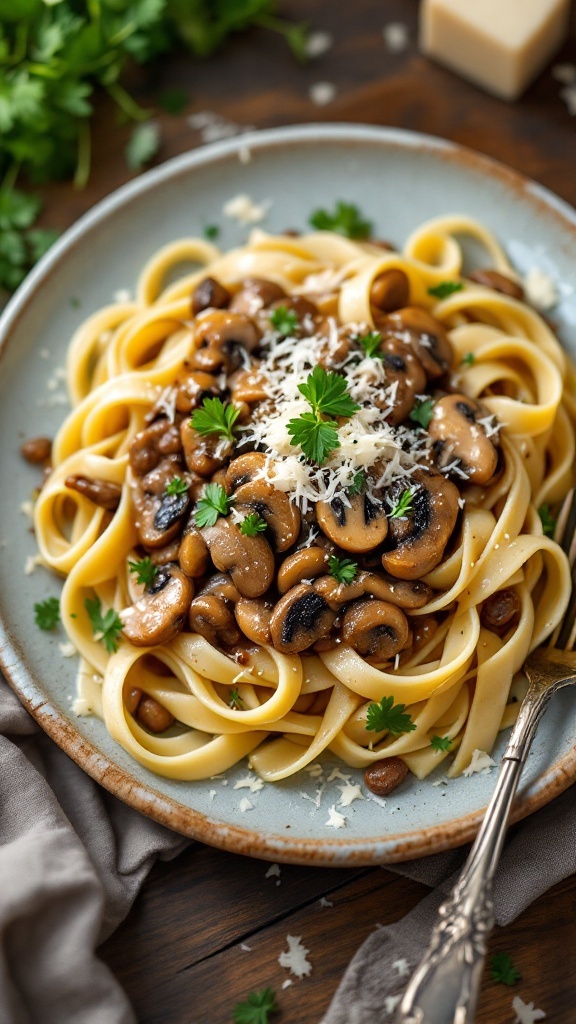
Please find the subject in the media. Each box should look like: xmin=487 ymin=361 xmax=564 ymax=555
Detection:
xmin=2 ymin=124 xmax=576 ymax=866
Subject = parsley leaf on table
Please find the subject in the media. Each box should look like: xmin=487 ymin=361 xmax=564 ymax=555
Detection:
xmin=240 ymin=512 xmax=267 ymax=536
xmin=309 ymin=201 xmax=373 ymax=239
xmin=194 ymin=483 xmax=234 ymax=528
xmin=329 ymin=555 xmax=358 ymax=585
xmin=365 ymin=696 xmax=417 ymax=735
xmin=430 ymin=735 xmax=452 ymax=753
xmin=34 ymin=597 xmax=60 ymax=631
xmin=409 ymin=397 xmax=435 ymax=430
xmin=490 ymin=952 xmax=522 ymax=986
xmin=538 ymin=504 xmax=556 ymax=538
xmin=428 ymin=281 xmax=464 ymax=299
xmin=125 ymin=122 xmax=160 ymax=172
xmin=85 ymin=595 xmax=123 ymax=654
xmin=158 ymin=89 xmax=188 ymax=115
xmin=128 ymin=557 xmax=159 ymax=587
xmin=233 ymin=987 xmax=278 ymax=1024
xmin=190 ymin=397 xmax=241 ymax=443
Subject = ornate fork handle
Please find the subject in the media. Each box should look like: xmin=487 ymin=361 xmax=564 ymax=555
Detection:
xmin=396 ymin=653 xmax=576 ymax=1024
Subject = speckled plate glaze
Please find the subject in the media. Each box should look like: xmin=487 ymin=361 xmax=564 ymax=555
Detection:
xmin=1 ymin=124 xmax=576 ymax=866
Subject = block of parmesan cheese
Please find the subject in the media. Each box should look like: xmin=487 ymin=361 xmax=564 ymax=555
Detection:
xmin=420 ymin=0 xmax=571 ymax=100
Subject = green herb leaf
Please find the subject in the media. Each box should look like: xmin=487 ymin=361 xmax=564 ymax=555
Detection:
xmin=409 ymin=397 xmax=435 ymax=430
xmin=309 ymin=201 xmax=372 ymax=240
xmin=430 ymin=735 xmax=452 ymax=753
xmin=34 ymin=596 xmax=60 ymax=630
xmin=298 ymin=365 xmax=360 ymax=419
xmin=125 ymin=122 xmax=160 ymax=172
xmin=233 ymin=987 xmax=278 ymax=1024
xmin=329 ymin=555 xmax=358 ymax=585
xmin=461 ymin=352 xmax=475 ymax=366
xmin=85 ymin=595 xmax=123 ymax=654
xmin=203 ymin=224 xmax=220 ymax=241
xmin=538 ymin=504 xmax=556 ymax=538
xmin=490 ymin=952 xmax=522 ymax=986
xmin=269 ymin=305 xmax=299 ymax=336
xmin=165 ymin=476 xmax=189 ymax=497
xmin=190 ymin=397 xmax=241 ymax=443
xmin=347 ymin=470 xmax=367 ymax=496
xmin=194 ymin=483 xmax=234 ymax=529
xmin=358 ymin=330 xmax=383 ymax=359
xmin=388 ymin=488 xmax=414 ymax=520
xmin=128 ymin=556 xmax=159 ymax=587
xmin=365 ymin=696 xmax=417 ymax=735
xmin=287 ymin=411 xmax=340 ymax=465
xmin=428 ymin=281 xmax=464 ymax=299
xmin=229 ymin=687 xmax=244 ymax=710
xmin=240 ymin=512 xmax=267 ymax=536
xmin=158 ymin=89 xmax=187 ymax=115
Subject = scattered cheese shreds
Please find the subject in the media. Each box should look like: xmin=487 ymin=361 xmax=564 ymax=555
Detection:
xmin=337 ymin=782 xmax=364 ymax=807
xmin=383 ymin=22 xmax=409 ymax=52
xmin=392 ymin=958 xmax=410 ymax=978
xmin=234 ymin=774 xmax=264 ymax=793
xmin=325 ymin=805 xmax=346 ymax=828
xmin=305 ymin=31 xmax=333 ymax=58
xmin=512 ymin=996 xmax=546 ymax=1024
xmin=278 ymin=935 xmax=313 ymax=978
xmin=238 ymin=797 xmax=253 ymax=812
xmin=523 ymin=268 xmax=558 ymax=310
xmin=384 ymin=995 xmax=402 ymax=1015
xmin=281 ymin=979 xmax=293 ymax=990
xmin=240 ymin=943 xmax=252 ymax=952
xmin=58 ymin=641 xmax=77 ymax=658
xmin=222 ymin=193 xmax=271 ymax=225
xmin=72 ymin=698 xmax=92 ymax=716
xmin=462 ymin=749 xmax=497 ymax=777
xmin=318 ymin=896 xmax=333 ymax=908
xmin=309 ymin=81 xmax=336 ymax=106
xmin=265 ymin=863 xmax=281 ymax=879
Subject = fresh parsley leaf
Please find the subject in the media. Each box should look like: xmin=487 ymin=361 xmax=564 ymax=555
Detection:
xmin=84 ymin=595 xmax=123 ymax=654
xmin=158 ymin=89 xmax=187 ymax=115
xmin=490 ymin=952 xmax=522 ymax=986
xmin=309 ymin=201 xmax=372 ymax=240
xmin=298 ymin=365 xmax=360 ymax=419
xmin=269 ymin=304 xmax=299 ymax=336
xmin=365 ymin=696 xmax=417 ymax=735
xmin=34 ymin=596 xmax=60 ymax=630
xmin=194 ymin=483 xmax=234 ymax=528
xmin=165 ymin=476 xmax=189 ymax=497
xmin=233 ymin=987 xmax=278 ymax=1024
xmin=538 ymin=504 xmax=556 ymax=538
xmin=358 ymin=330 xmax=383 ymax=359
xmin=428 ymin=281 xmax=464 ymax=299
xmin=128 ymin=557 xmax=159 ymax=587
xmin=0 ymin=189 xmax=41 ymax=231
xmin=27 ymin=228 xmax=59 ymax=263
xmin=347 ymin=470 xmax=367 ymax=496
xmin=329 ymin=555 xmax=358 ymax=585
xmin=287 ymin=411 xmax=340 ymax=465
xmin=461 ymin=352 xmax=475 ymax=366
xmin=125 ymin=122 xmax=160 ymax=172
xmin=430 ymin=735 xmax=452 ymax=753
xmin=240 ymin=512 xmax=267 ymax=536
xmin=409 ymin=397 xmax=435 ymax=430
xmin=190 ymin=397 xmax=241 ymax=443
xmin=388 ymin=488 xmax=414 ymax=520
xmin=229 ymin=687 xmax=244 ymax=710
xmin=203 ymin=223 xmax=220 ymax=241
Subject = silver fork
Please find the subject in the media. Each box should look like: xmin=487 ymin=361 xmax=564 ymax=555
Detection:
xmin=395 ymin=488 xmax=576 ymax=1024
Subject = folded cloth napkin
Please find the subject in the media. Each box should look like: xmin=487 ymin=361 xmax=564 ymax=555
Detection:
xmin=0 ymin=676 xmax=188 ymax=1024
xmin=321 ymin=783 xmax=576 ymax=1023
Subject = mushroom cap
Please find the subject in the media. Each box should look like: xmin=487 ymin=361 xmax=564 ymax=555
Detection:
xmin=121 ymin=565 xmax=194 ymax=647
xmin=234 ymin=479 xmax=301 ymax=552
xmin=225 ymin=452 xmax=266 ymax=491
xmin=129 ymin=460 xmax=190 ymax=549
xmin=384 ymin=307 xmax=454 ymax=379
xmin=429 ymin=394 xmax=499 ymax=485
xmin=277 ymin=547 xmax=330 ymax=593
xmin=342 ymin=599 xmax=411 ymax=664
xmin=188 ymin=593 xmax=241 ymax=648
xmin=269 ymin=583 xmax=337 ymax=654
xmin=235 ymin=597 xmax=273 ymax=645
xmin=316 ymin=493 xmax=388 ymax=553
xmin=381 ymin=472 xmax=460 ymax=580
xmin=178 ymin=525 xmax=210 ymax=578
xmin=229 ymin=277 xmax=287 ymax=317
xmin=467 ymin=268 xmax=524 ymax=300
xmin=191 ymin=276 xmax=231 ymax=317
xmin=370 ymin=268 xmax=410 ymax=318
xmin=379 ymin=336 xmax=427 ymax=425
xmin=191 ymin=310 xmax=261 ymax=372
xmin=201 ymin=517 xmax=275 ymax=598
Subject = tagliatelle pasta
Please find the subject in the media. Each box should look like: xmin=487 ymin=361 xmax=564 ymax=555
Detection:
xmin=33 ymin=214 xmax=574 ymax=787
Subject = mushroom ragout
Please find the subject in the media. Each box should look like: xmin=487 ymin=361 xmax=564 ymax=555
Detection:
xmin=32 ymin=216 xmax=573 ymax=786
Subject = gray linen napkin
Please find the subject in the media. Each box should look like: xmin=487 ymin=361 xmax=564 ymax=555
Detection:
xmin=321 ymin=784 xmax=576 ymax=1023
xmin=0 ymin=677 xmax=188 ymax=1024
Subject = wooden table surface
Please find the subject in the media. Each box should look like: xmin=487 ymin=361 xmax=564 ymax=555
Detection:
xmin=36 ymin=2 xmax=576 ymax=1020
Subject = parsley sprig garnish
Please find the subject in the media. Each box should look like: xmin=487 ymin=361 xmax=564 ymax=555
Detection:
xmin=85 ymin=596 xmax=123 ymax=654
xmin=490 ymin=952 xmax=522 ymax=986
xmin=388 ymin=488 xmax=414 ymax=520
xmin=229 ymin=687 xmax=245 ymax=710
xmin=428 ymin=281 xmax=464 ymax=299
xmin=309 ymin=201 xmax=372 ymax=239
xmin=461 ymin=352 xmax=475 ymax=366
xmin=287 ymin=366 xmax=360 ymax=465
xmin=430 ymin=735 xmax=452 ymax=753
xmin=409 ymin=397 xmax=435 ymax=430
xmin=366 ymin=696 xmax=417 ymax=735
xmin=194 ymin=483 xmax=234 ymax=528
xmin=240 ymin=513 xmax=267 ymax=536
xmin=329 ymin=555 xmax=358 ymax=585
xmin=538 ymin=504 xmax=556 ymax=538
xmin=34 ymin=597 xmax=60 ymax=631
xmin=233 ymin=987 xmax=278 ymax=1024
xmin=358 ymin=330 xmax=383 ymax=359
xmin=347 ymin=470 xmax=367 ymax=496
xmin=269 ymin=305 xmax=299 ymax=336
xmin=190 ymin=397 xmax=241 ymax=443
xmin=128 ymin=557 xmax=159 ymax=588
xmin=165 ymin=476 xmax=189 ymax=497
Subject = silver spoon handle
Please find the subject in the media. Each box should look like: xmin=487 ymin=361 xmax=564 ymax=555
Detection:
xmin=395 ymin=683 xmax=553 ymax=1024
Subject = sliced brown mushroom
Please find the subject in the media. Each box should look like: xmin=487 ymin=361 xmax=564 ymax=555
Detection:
xmin=364 ymin=758 xmax=409 ymax=795
xmin=384 ymin=307 xmax=454 ymax=379
xmin=269 ymin=583 xmax=337 ymax=654
xmin=199 ymin=572 xmax=241 ymax=604
xmin=225 ymin=452 xmax=266 ymax=491
xmin=467 ymin=268 xmax=524 ymax=300
xmin=121 ymin=564 xmax=194 ymax=646
xmin=201 ymin=517 xmax=275 ymax=598
xmin=229 ymin=365 xmax=269 ymax=405
xmin=229 ymin=277 xmax=287 ymax=317
xmin=235 ymin=597 xmax=274 ymax=645
xmin=480 ymin=588 xmax=521 ymax=636
xmin=429 ymin=393 xmax=499 ymax=485
xmin=234 ymin=478 xmax=301 ymax=552
xmin=412 ymin=614 xmax=440 ymax=652
xmin=180 ymin=419 xmax=234 ymax=477
xmin=178 ymin=522 xmax=210 ymax=577
xmin=370 ymin=268 xmax=410 ymax=321
xmin=129 ymin=458 xmax=190 ymax=549
xmin=315 ymin=319 xmax=356 ymax=369
xmin=129 ymin=420 xmax=183 ymax=477
xmin=381 ymin=472 xmax=460 ymax=580
xmin=190 ymin=310 xmax=261 ymax=373
xmin=191 ymin=276 xmax=231 ymax=317
xmin=188 ymin=593 xmax=241 ymax=647
xmin=277 ymin=547 xmax=330 ymax=593
xmin=21 ymin=436 xmax=52 ymax=463
xmin=136 ymin=695 xmax=175 ymax=733
xmin=314 ymin=570 xmax=431 ymax=611
xmin=149 ymin=539 xmax=181 ymax=565
xmin=65 ymin=474 xmax=122 ymax=511
xmin=342 ymin=599 xmax=411 ymax=664
xmin=379 ymin=337 xmax=427 ymax=425
xmin=316 ymin=493 xmax=388 ymax=553
xmin=174 ymin=368 xmax=222 ymax=415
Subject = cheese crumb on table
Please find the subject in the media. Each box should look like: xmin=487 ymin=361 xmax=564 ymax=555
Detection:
xmin=278 ymin=935 xmax=312 ymax=978
xmin=420 ymin=0 xmax=571 ymax=101
xmin=309 ymin=81 xmax=336 ymax=106
xmin=392 ymin=958 xmax=410 ymax=977
xmin=305 ymin=31 xmax=333 ymax=58
xmin=383 ymin=22 xmax=410 ymax=53
xmin=512 ymin=995 xmax=546 ymax=1024
xmin=265 ymin=863 xmax=281 ymax=879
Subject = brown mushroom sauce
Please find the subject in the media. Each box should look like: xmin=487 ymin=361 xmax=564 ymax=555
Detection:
xmin=119 ymin=271 xmax=502 ymax=673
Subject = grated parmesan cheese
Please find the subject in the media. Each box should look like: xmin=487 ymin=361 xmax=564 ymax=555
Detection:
xmin=58 ymin=641 xmax=77 ymax=658
xmin=318 ymin=896 xmax=333 ymax=908
xmin=234 ymin=774 xmax=263 ymax=793
xmin=278 ymin=935 xmax=312 ymax=978
xmin=238 ymin=797 xmax=253 ymax=812
xmin=383 ymin=22 xmax=409 ymax=53
xmin=222 ymin=193 xmax=271 ymax=225
xmin=392 ymin=958 xmax=410 ymax=977
xmin=523 ymin=268 xmax=558 ymax=310
xmin=512 ymin=996 xmax=546 ymax=1024
xmin=265 ymin=863 xmax=281 ymax=879
xmin=309 ymin=81 xmax=336 ymax=106
xmin=337 ymin=782 xmax=364 ymax=807
xmin=462 ymin=749 xmax=497 ymax=777
xmin=325 ymin=805 xmax=346 ymax=828
xmin=305 ymin=31 xmax=333 ymax=58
